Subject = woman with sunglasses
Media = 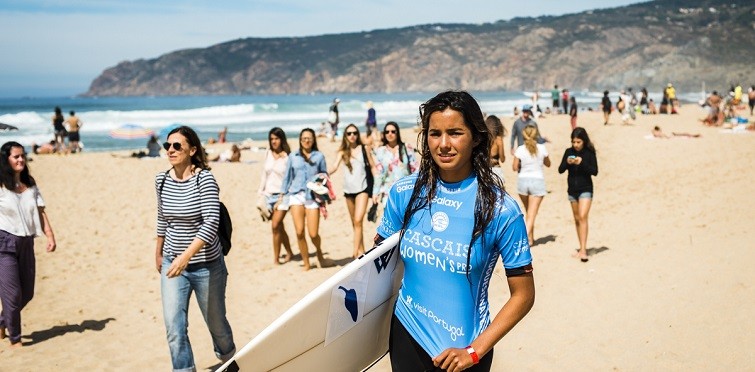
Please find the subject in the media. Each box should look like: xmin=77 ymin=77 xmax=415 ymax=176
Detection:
xmin=328 ymin=124 xmax=376 ymax=258
xmin=257 ymin=127 xmax=295 ymax=264
xmin=371 ymin=121 xmax=418 ymax=207
xmin=280 ymin=128 xmax=329 ymax=270
xmin=0 ymin=141 xmax=56 ymax=349
xmin=155 ymin=126 xmax=235 ymax=371
xmin=375 ymin=91 xmax=534 ymax=371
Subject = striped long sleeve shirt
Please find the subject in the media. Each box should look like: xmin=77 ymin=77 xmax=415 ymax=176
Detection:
xmin=156 ymin=169 xmax=221 ymax=264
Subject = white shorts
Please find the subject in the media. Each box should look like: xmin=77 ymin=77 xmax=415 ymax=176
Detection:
xmin=279 ymin=191 xmax=319 ymax=210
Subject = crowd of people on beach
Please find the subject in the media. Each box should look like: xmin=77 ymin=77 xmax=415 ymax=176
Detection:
xmin=33 ymin=106 xmax=84 ymax=155
xmin=6 ymin=83 xmax=752 ymax=370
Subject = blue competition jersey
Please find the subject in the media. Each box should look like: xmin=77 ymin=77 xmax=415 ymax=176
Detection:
xmin=376 ymin=173 xmax=532 ymax=358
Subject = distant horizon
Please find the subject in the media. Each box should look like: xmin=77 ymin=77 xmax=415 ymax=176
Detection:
xmin=0 ymin=0 xmax=645 ymax=98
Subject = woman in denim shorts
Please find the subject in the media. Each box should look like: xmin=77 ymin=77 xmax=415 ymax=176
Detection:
xmin=512 ymin=125 xmax=550 ymax=246
xmin=558 ymin=127 xmax=599 ymax=262
xmin=257 ymin=127 xmax=295 ymax=265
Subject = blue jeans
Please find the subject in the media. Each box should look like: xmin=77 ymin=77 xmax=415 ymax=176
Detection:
xmin=161 ymin=256 xmax=235 ymax=372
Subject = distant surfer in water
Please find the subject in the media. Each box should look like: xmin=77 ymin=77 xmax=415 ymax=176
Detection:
xmin=375 ymin=91 xmax=535 ymax=371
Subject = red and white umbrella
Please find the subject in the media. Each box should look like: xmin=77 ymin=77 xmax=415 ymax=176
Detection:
xmin=110 ymin=124 xmax=154 ymax=139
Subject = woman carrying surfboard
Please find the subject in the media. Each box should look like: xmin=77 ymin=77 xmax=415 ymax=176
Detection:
xmin=375 ymin=91 xmax=535 ymax=371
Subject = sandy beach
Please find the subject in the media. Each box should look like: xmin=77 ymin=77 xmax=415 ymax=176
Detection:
xmin=1 ymin=104 xmax=753 ymax=370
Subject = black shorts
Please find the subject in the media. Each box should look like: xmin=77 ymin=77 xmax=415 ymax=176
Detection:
xmin=68 ymin=132 xmax=80 ymax=142
xmin=389 ymin=314 xmax=494 ymax=372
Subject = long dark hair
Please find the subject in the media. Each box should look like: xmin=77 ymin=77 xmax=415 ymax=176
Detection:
xmin=1 ymin=141 xmax=35 ymax=190
xmin=381 ymin=121 xmax=410 ymax=170
xmin=401 ymin=91 xmax=504 ymax=280
xmin=339 ymin=124 xmax=363 ymax=172
xmin=298 ymin=128 xmax=319 ymax=164
xmin=269 ymin=127 xmax=291 ymax=155
xmin=571 ymin=127 xmax=596 ymax=154
xmin=167 ymin=126 xmax=210 ymax=170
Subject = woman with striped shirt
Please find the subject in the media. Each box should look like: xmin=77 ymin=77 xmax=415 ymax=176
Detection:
xmin=155 ymin=126 xmax=235 ymax=372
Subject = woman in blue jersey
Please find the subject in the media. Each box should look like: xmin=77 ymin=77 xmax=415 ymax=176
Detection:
xmin=280 ymin=128 xmax=329 ymax=271
xmin=375 ymin=91 xmax=535 ymax=371
xmin=155 ymin=126 xmax=235 ymax=371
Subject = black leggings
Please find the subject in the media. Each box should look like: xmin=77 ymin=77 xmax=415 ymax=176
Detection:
xmin=389 ymin=315 xmax=494 ymax=372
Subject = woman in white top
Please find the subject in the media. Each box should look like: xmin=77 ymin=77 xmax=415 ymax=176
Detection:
xmin=258 ymin=127 xmax=294 ymax=264
xmin=328 ymin=124 xmax=376 ymax=258
xmin=0 ymin=141 xmax=56 ymax=348
xmin=512 ymin=125 xmax=551 ymax=246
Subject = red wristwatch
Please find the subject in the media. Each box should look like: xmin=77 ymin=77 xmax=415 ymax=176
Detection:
xmin=465 ymin=346 xmax=480 ymax=364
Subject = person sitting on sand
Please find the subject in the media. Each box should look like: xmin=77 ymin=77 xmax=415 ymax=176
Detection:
xmin=32 ymin=141 xmax=56 ymax=155
xmin=701 ymin=91 xmax=724 ymax=126
xmin=652 ymin=126 xmax=701 ymax=139
xmin=131 ymin=135 xmax=162 ymax=158
xmin=210 ymin=144 xmax=241 ymax=162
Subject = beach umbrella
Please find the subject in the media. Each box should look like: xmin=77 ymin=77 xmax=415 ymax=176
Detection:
xmin=158 ymin=123 xmax=183 ymax=139
xmin=0 ymin=122 xmax=19 ymax=131
xmin=110 ymin=123 xmax=154 ymax=139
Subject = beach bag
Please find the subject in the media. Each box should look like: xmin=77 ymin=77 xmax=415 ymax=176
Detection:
xmin=361 ymin=144 xmax=374 ymax=197
xmin=159 ymin=169 xmax=233 ymax=256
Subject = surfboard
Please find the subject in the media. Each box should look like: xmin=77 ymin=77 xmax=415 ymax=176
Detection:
xmin=217 ymin=232 xmax=403 ymax=372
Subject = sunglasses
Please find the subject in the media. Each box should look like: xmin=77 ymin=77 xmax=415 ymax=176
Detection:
xmin=345 ymin=131 xmax=359 ymax=137
xmin=384 ymin=129 xmax=397 ymax=134
xmin=163 ymin=142 xmax=183 ymax=151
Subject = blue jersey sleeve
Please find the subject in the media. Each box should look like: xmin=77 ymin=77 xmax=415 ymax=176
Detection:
xmin=496 ymin=194 xmax=532 ymax=270
xmin=376 ymin=175 xmax=415 ymax=238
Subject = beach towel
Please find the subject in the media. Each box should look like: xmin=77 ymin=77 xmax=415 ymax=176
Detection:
xmin=307 ymin=173 xmax=335 ymax=219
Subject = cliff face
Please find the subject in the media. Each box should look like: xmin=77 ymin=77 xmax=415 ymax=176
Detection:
xmin=84 ymin=0 xmax=755 ymax=96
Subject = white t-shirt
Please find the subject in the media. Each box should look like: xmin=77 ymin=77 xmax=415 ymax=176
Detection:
xmin=0 ymin=186 xmax=46 ymax=237
xmin=515 ymin=143 xmax=549 ymax=179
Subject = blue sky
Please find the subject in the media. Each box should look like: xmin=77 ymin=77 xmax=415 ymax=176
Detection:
xmin=0 ymin=0 xmax=644 ymax=97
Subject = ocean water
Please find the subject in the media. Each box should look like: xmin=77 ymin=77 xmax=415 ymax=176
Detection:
xmin=0 ymin=90 xmax=694 ymax=152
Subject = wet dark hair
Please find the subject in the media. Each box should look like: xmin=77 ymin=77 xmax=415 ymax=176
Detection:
xmin=0 ymin=141 xmax=35 ymax=190
xmin=166 ymin=126 xmax=210 ymax=170
xmin=571 ymin=127 xmax=596 ymax=154
xmin=401 ymin=90 xmax=504 ymax=282
xmin=268 ymin=127 xmax=291 ymax=155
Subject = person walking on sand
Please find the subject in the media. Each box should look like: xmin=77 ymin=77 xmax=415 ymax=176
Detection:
xmin=486 ymin=115 xmax=506 ymax=182
xmin=513 ymin=125 xmax=551 ymax=246
xmin=568 ymin=96 xmax=578 ymax=130
xmin=51 ymin=106 xmax=66 ymax=153
xmin=328 ymin=98 xmax=341 ymax=142
xmin=65 ymin=111 xmax=83 ymax=153
xmin=558 ymin=127 xmax=598 ymax=262
xmin=371 ymin=122 xmax=418 ymax=209
xmin=510 ymin=104 xmax=546 ymax=156
xmin=258 ymin=127 xmax=295 ymax=265
xmin=155 ymin=126 xmax=235 ymax=370
xmin=328 ymin=124 xmax=376 ymax=258
xmin=365 ymin=101 xmax=378 ymax=141
xmin=0 ymin=141 xmax=57 ymax=349
xmin=551 ymin=85 xmax=560 ymax=113
xmin=375 ymin=90 xmax=534 ymax=371
xmin=600 ymin=90 xmax=612 ymax=125
xmin=279 ymin=128 xmax=330 ymax=270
